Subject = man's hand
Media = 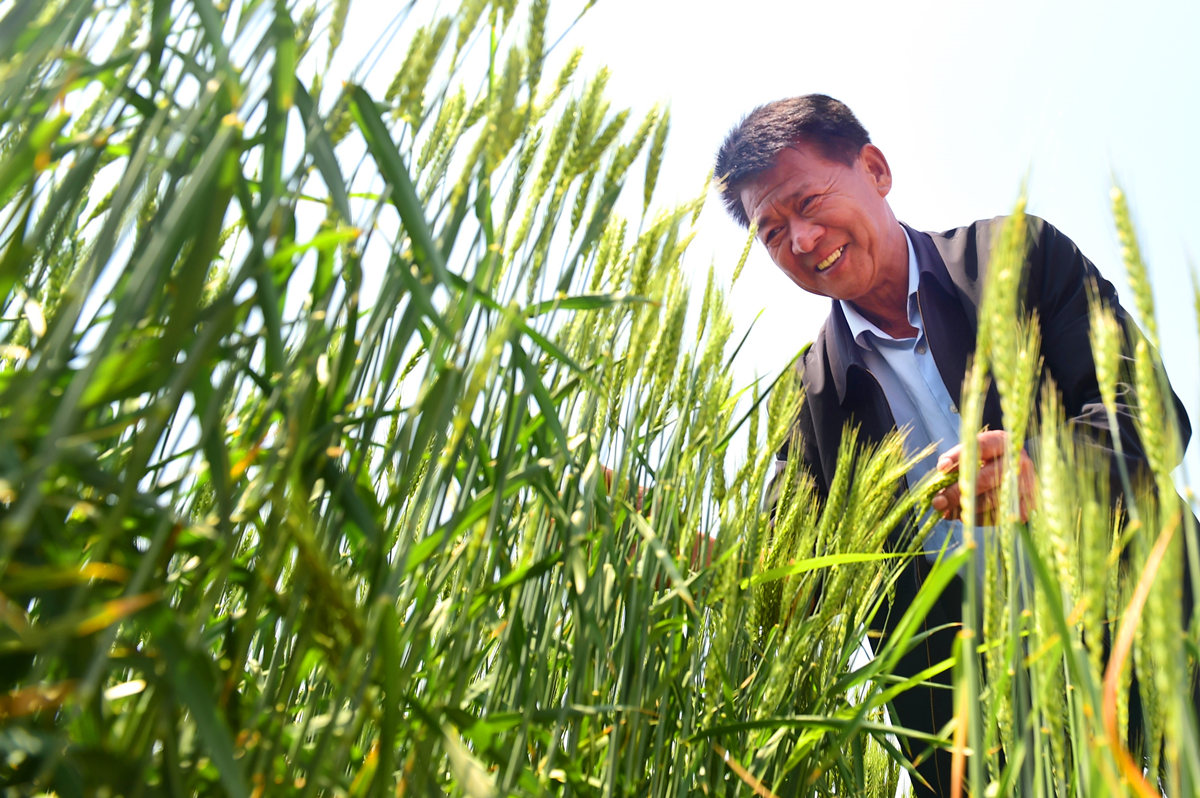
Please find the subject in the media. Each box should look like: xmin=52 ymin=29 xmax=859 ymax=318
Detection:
xmin=931 ymin=430 xmax=1036 ymax=523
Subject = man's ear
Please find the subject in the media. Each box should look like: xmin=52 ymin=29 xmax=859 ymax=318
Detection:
xmin=860 ymin=144 xmax=892 ymax=197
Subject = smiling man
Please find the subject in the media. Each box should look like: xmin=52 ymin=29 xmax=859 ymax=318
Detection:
xmin=714 ymin=94 xmax=1188 ymax=796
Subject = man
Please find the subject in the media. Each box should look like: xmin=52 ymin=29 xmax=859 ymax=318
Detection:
xmin=713 ymin=94 xmax=1189 ymax=795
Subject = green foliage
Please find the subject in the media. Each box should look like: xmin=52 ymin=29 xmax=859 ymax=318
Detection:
xmin=0 ymin=1 xmax=1195 ymax=796
xmin=0 ymin=1 xmax=937 ymax=794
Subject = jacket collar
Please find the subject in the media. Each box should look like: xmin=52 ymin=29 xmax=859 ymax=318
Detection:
xmin=821 ymin=222 xmax=958 ymax=404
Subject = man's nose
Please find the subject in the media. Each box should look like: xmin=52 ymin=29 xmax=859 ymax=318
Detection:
xmin=790 ymin=219 xmax=822 ymax=255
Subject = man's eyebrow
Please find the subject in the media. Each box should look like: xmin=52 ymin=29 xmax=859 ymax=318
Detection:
xmin=751 ymin=209 xmax=776 ymax=232
xmin=752 ymin=186 xmax=808 ymax=228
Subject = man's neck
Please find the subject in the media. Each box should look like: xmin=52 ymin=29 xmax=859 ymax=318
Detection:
xmin=848 ymin=222 xmax=917 ymax=339
xmin=849 ymin=302 xmax=917 ymax=339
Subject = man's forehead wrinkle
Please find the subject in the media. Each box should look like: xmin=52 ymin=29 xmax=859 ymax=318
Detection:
xmin=754 ymin=180 xmax=809 ymax=224
xmin=751 ymin=205 xmax=777 ymax=232
xmin=749 ymin=191 xmax=787 ymax=231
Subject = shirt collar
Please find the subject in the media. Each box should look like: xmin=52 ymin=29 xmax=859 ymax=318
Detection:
xmin=839 ymin=228 xmax=921 ymax=348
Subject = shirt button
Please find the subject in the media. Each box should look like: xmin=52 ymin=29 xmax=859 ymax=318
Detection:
xmin=916 ymin=343 xmax=927 ymax=355
xmin=950 ymin=402 xmax=958 ymax=414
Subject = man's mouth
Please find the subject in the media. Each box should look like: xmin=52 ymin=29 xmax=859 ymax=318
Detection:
xmin=815 ymin=246 xmax=845 ymax=273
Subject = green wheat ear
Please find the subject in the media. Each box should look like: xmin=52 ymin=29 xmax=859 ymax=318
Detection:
xmin=1088 ymin=290 xmax=1123 ymax=430
xmin=1111 ymin=184 xmax=1160 ymax=349
xmin=732 ymin=221 xmax=756 ymax=287
xmin=926 ymin=467 xmax=958 ymax=496
xmin=643 ymin=108 xmax=670 ymax=212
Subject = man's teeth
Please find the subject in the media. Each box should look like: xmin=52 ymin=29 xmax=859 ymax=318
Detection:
xmin=815 ymin=246 xmax=844 ymax=272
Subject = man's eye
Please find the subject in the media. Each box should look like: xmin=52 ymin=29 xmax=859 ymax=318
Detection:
xmin=800 ymin=195 xmax=818 ymax=212
xmin=764 ymin=226 xmax=782 ymax=245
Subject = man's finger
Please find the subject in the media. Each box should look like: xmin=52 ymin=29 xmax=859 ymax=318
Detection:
xmin=1018 ymin=451 xmax=1037 ymax=522
xmin=975 ymin=430 xmax=1009 ymax=461
xmin=936 ymin=446 xmax=962 ymax=474
xmin=932 ymin=463 xmax=1006 ymax=520
xmin=937 ymin=430 xmax=1011 ymax=474
xmin=971 ymin=459 xmax=1004 ymax=497
xmin=973 ymin=488 xmax=999 ymax=526
xmin=932 ymin=484 xmax=960 ymax=520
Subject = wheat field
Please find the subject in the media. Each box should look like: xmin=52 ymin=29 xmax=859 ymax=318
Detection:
xmin=0 ymin=1 xmax=1195 ymax=795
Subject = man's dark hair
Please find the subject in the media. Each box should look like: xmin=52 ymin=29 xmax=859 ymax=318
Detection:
xmin=714 ymin=94 xmax=871 ymax=228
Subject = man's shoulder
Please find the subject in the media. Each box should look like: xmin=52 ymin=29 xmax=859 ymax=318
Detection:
xmin=911 ymin=214 xmax=1062 ymax=285
xmin=918 ymin=214 xmax=1054 ymax=252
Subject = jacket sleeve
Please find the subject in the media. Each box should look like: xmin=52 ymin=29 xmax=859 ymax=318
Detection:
xmin=1024 ymin=217 xmax=1190 ymax=491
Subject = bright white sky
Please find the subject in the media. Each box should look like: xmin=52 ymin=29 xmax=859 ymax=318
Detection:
xmin=562 ymin=0 xmax=1200 ymax=467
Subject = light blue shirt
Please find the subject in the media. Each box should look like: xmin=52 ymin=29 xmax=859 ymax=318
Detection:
xmin=838 ymin=230 xmax=967 ymax=562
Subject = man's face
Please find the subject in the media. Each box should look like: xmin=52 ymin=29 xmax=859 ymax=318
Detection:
xmin=738 ymin=140 xmax=903 ymax=306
